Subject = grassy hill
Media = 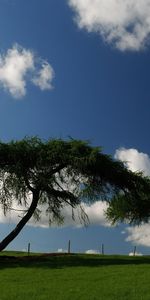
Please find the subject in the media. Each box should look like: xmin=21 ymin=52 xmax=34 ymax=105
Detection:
xmin=0 ymin=252 xmax=149 ymax=300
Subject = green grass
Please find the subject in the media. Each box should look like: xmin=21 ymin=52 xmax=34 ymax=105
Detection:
xmin=0 ymin=252 xmax=150 ymax=299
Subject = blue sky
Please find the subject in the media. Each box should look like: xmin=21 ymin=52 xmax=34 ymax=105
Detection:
xmin=1 ymin=0 xmax=150 ymax=255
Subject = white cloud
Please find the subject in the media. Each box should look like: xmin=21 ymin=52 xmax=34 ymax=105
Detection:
xmin=32 ymin=61 xmax=54 ymax=90
xmin=0 ymin=45 xmax=34 ymax=98
xmin=85 ymin=249 xmax=99 ymax=254
xmin=115 ymin=148 xmax=150 ymax=176
xmin=57 ymin=248 xmax=67 ymax=253
xmin=61 ymin=201 xmax=110 ymax=228
xmin=129 ymin=251 xmax=143 ymax=256
xmin=68 ymin=0 xmax=150 ymax=51
xmin=0 ymin=44 xmax=54 ymax=98
xmin=0 ymin=200 xmax=110 ymax=228
xmin=115 ymin=147 xmax=150 ymax=247
xmin=124 ymin=224 xmax=150 ymax=247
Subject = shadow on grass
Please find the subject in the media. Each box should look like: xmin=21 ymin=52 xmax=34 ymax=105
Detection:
xmin=0 ymin=253 xmax=150 ymax=269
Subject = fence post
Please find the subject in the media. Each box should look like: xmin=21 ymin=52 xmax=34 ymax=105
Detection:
xmin=28 ymin=242 xmax=30 ymax=256
xmin=101 ymin=244 xmax=104 ymax=255
xmin=68 ymin=240 xmax=71 ymax=254
xmin=133 ymin=246 xmax=136 ymax=256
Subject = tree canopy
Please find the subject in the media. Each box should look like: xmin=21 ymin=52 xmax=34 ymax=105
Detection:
xmin=0 ymin=137 xmax=149 ymax=251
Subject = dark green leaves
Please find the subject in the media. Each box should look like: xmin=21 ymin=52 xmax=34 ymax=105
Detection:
xmin=0 ymin=136 xmax=149 ymax=225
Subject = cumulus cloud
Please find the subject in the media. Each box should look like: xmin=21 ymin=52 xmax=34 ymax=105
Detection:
xmin=129 ymin=251 xmax=143 ymax=256
xmin=0 ymin=45 xmax=34 ymax=98
xmin=68 ymin=0 xmax=150 ymax=51
xmin=57 ymin=248 xmax=67 ymax=253
xmin=0 ymin=200 xmax=110 ymax=228
xmin=115 ymin=147 xmax=150 ymax=247
xmin=32 ymin=61 xmax=54 ymax=90
xmin=85 ymin=249 xmax=99 ymax=254
xmin=61 ymin=201 xmax=110 ymax=228
xmin=125 ymin=224 xmax=150 ymax=247
xmin=115 ymin=147 xmax=150 ymax=176
xmin=0 ymin=44 xmax=54 ymax=98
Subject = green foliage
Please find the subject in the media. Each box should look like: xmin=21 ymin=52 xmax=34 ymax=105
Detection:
xmin=0 ymin=136 xmax=150 ymax=226
xmin=106 ymin=174 xmax=150 ymax=225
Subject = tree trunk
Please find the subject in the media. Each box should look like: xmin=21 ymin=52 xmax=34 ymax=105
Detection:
xmin=0 ymin=190 xmax=39 ymax=251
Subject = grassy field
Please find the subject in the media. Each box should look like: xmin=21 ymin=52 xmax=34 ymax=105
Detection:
xmin=0 ymin=252 xmax=150 ymax=300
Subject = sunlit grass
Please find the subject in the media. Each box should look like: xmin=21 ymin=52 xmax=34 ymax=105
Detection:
xmin=0 ymin=253 xmax=150 ymax=300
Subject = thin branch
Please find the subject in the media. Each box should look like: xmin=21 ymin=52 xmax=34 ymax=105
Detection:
xmin=24 ymin=176 xmax=35 ymax=193
xmin=9 ymin=207 xmax=28 ymax=212
xmin=49 ymin=163 xmax=66 ymax=176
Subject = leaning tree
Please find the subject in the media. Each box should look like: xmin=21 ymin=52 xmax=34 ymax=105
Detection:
xmin=0 ymin=137 xmax=149 ymax=251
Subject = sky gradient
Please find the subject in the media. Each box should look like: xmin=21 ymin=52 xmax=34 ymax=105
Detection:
xmin=0 ymin=0 xmax=150 ymax=255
